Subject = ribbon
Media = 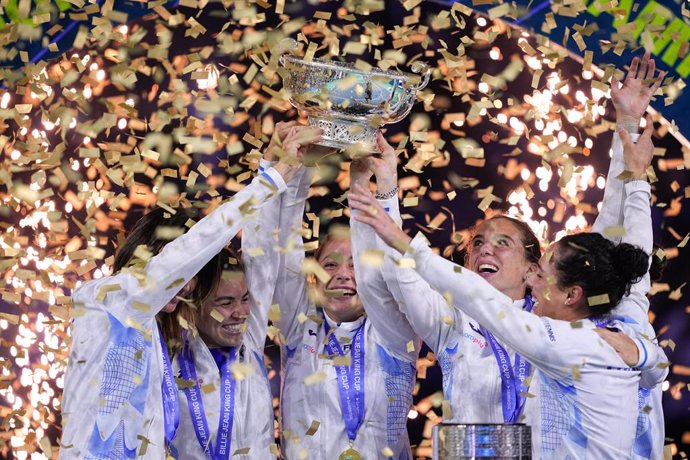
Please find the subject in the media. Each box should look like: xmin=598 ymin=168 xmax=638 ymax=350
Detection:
xmin=179 ymin=344 xmax=236 ymax=460
xmin=324 ymin=319 xmax=366 ymax=442
xmin=480 ymin=296 xmax=533 ymax=423
xmin=159 ymin=329 xmax=179 ymax=445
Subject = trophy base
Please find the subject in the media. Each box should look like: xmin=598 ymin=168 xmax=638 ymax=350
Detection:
xmin=307 ymin=116 xmax=380 ymax=153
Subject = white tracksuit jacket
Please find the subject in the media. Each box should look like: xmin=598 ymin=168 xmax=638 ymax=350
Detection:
xmin=591 ymin=131 xmax=668 ymax=460
xmin=60 ymin=169 xmax=285 ymax=459
xmin=169 ymin=168 xmax=288 ymax=459
xmin=247 ymin=160 xmax=417 ymax=459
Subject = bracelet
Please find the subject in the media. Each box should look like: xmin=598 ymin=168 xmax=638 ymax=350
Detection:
xmin=374 ymin=186 xmax=399 ymax=200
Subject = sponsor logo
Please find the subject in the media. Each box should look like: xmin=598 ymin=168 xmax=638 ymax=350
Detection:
xmin=462 ymin=330 xmax=487 ymax=349
xmin=541 ymin=318 xmax=556 ymax=342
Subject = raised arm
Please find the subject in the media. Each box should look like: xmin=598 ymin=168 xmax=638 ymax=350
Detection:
xmin=615 ymin=122 xmax=669 ymax=387
xmin=593 ymin=53 xmax=664 ymax=240
xmin=72 ymin=166 xmax=292 ymax=324
xmin=241 ymin=160 xmax=286 ymax=352
xmin=349 ymin=136 xmax=421 ymax=362
xmin=348 ymin=183 xmax=467 ymax=354
xmin=273 ymin=163 xmax=314 ymax=349
xmin=240 ymin=122 xmax=319 ymax=352
xmin=379 ymin=224 xmax=463 ymax=355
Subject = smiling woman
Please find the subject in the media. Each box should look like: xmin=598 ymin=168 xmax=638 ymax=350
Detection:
xmin=312 ymin=233 xmax=364 ymax=323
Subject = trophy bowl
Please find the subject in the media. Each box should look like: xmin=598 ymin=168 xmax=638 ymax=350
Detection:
xmin=432 ymin=423 xmax=532 ymax=459
xmin=279 ymin=39 xmax=430 ymax=152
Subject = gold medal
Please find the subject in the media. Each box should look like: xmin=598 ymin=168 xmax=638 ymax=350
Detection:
xmin=338 ymin=447 xmax=362 ymax=460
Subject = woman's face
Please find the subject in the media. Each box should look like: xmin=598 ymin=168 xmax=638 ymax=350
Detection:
xmin=196 ymin=273 xmax=250 ymax=348
xmin=467 ymin=218 xmax=536 ymax=301
xmin=316 ymin=238 xmax=364 ymax=323
xmin=528 ymin=244 xmax=569 ymax=318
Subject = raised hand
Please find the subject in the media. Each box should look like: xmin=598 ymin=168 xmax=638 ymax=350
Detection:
xmin=619 ymin=114 xmax=655 ymax=181
xmin=611 ymin=52 xmax=666 ymax=132
xmin=350 ymin=132 xmax=398 ymax=194
xmin=272 ymin=125 xmax=324 ymax=182
xmin=349 ymin=183 xmax=411 ymax=253
xmin=265 ymin=121 xmax=300 ymax=161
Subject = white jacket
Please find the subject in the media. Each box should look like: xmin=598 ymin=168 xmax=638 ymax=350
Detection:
xmin=403 ymin=180 xmax=656 ymax=458
xmin=60 ymin=169 xmax=285 ymax=459
xmin=592 ymin=131 xmax=668 ymax=459
xmin=248 ymin=161 xmax=416 ymax=459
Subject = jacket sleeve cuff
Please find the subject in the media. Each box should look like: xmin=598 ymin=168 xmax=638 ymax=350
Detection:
xmin=635 ymin=337 xmax=649 ymax=369
xmin=624 ymin=179 xmax=651 ymax=195
xmin=259 ymin=158 xmax=277 ymax=173
xmin=261 ymin=167 xmax=287 ymax=194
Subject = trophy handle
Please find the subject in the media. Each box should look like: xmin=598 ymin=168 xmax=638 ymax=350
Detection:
xmin=278 ymin=38 xmax=299 ymax=66
xmin=409 ymin=61 xmax=431 ymax=91
xmin=385 ymin=61 xmax=431 ymax=115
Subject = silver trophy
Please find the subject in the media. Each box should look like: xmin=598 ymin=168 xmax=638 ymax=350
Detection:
xmin=279 ymin=38 xmax=430 ymax=152
xmin=433 ymin=423 xmax=532 ymax=459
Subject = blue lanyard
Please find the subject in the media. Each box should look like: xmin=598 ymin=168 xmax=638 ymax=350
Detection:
xmin=178 ymin=344 xmax=236 ymax=460
xmin=158 ymin=329 xmax=179 ymax=445
xmin=323 ymin=319 xmax=366 ymax=442
xmin=480 ymin=295 xmax=533 ymax=423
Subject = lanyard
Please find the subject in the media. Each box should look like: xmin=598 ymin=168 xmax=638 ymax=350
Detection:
xmin=324 ymin=319 xmax=366 ymax=442
xmin=178 ymin=344 xmax=236 ymax=460
xmin=480 ymin=296 xmax=533 ymax=423
xmin=159 ymin=329 xmax=179 ymax=445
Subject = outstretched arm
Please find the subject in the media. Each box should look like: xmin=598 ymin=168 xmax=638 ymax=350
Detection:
xmin=592 ymin=52 xmax=663 ymax=239
xmin=349 ymin=134 xmax=421 ymax=362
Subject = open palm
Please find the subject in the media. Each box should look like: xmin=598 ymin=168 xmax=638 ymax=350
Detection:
xmin=611 ymin=53 xmax=665 ymax=123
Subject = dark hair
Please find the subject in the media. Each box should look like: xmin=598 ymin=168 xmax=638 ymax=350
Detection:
xmin=465 ymin=215 xmax=542 ymax=265
xmin=649 ymin=245 xmax=667 ymax=282
xmin=114 ymin=206 xmax=223 ymax=354
xmin=555 ymin=233 xmax=649 ymax=315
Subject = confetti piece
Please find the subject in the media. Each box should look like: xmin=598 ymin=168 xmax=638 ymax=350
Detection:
xmin=304 ymin=371 xmax=327 ymax=385
xmin=587 ymin=294 xmax=610 ymax=307
xmin=305 ymin=420 xmax=320 ymax=436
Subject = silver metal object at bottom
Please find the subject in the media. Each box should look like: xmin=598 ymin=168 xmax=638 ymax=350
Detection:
xmin=307 ymin=116 xmax=379 ymax=151
xmin=433 ymin=423 xmax=532 ymax=459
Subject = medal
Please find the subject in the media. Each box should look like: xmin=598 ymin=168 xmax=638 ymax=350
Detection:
xmin=338 ymin=447 xmax=362 ymax=460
